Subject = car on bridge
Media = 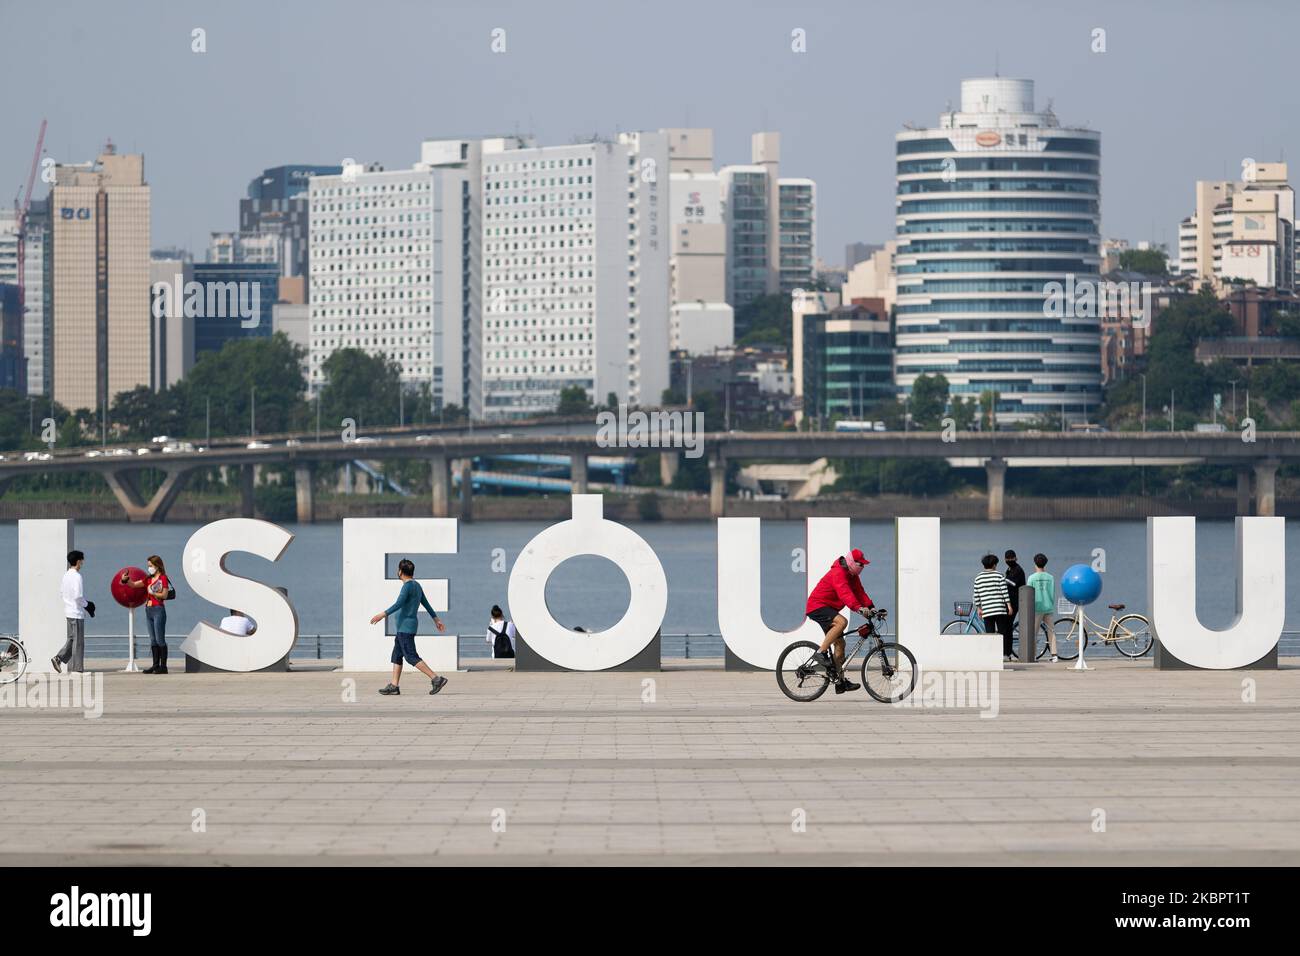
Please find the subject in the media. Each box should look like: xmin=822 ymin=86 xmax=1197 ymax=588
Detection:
xmin=247 ymin=440 xmax=271 ymax=450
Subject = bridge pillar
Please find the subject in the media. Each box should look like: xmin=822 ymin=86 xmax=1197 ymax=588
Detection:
xmin=709 ymin=455 xmax=726 ymax=518
xmin=239 ymin=465 xmax=255 ymax=518
xmin=1237 ymin=468 xmax=1253 ymax=517
xmin=1254 ymin=459 xmax=1279 ymax=517
xmin=659 ymin=451 xmax=679 ymax=487
xmin=571 ymin=453 xmax=589 ymax=494
xmin=294 ymin=464 xmax=314 ymax=524
xmin=985 ymin=457 xmax=1006 ymax=522
xmin=103 ymin=467 xmax=193 ymax=523
xmin=458 ymin=458 xmax=474 ymax=521
xmin=430 ymin=455 xmax=450 ymax=518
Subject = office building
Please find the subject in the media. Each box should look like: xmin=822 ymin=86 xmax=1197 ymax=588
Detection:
xmin=662 ymin=128 xmax=734 ymax=356
xmin=894 ymin=78 xmax=1103 ymax=423
xmin=0 ymin=283 xmax=24 ymax=392
xmin=308 ymin=157 xmax=469 ymax=409
xmin=841 ymin=240 xmax=897 ymax=313
xmin=1 ymin=202 xmax=50 ymax=396
xmin=792 ymin=291 xmax=893 ymax=426
xmin=1177 ymin=165 xmax=1294 ymax=293
xmin=50 ymin=143 xmax=151 ymax=413
xmin=189 ymin=261 xmax=277 ymax=357
xmin=479 ymin=131 xmax=671 ymax=418
xmin=239 ymin=164 xmax=342 ymax=279
xmin=720 ymin=132 xmax=817 ymax=310
xmin=149 ymin=256 xmax=194 ymax=389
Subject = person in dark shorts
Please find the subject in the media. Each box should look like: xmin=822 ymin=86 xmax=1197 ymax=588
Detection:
xmin=369 ymin=558 xmax=448 ymax=696
xmin=804 ymin=548 xmax=877 ymax=694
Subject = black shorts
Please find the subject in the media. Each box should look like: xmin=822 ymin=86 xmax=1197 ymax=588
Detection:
xmin=807 ymin=606 xmax=843 ymax=634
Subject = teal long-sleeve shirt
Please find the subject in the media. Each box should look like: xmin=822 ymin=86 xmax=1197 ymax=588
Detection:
xmin=385 ymin=579 xmax=439 ymax=634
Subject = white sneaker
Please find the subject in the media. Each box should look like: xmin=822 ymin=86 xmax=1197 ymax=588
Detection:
xmin=1050 ymin=655 xmax=1059 ymax=663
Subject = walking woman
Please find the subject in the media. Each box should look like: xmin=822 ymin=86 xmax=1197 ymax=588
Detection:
xmin=121 ymin=555 xmax=174 ymax=674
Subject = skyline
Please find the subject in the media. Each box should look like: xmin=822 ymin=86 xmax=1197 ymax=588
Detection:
xmin=3 ymin=0 xmax=1298 ymax=261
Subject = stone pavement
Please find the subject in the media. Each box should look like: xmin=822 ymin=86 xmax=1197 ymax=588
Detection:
xmin=1 ymin=659 xmax=1297 ymax=865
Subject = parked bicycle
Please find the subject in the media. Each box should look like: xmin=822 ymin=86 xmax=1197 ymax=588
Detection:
xmin=1052 ymin=603 xmax=1152 ymax=659
xmin=776 ymin=609 xmax=917 ymax=703
xmin=943 ymin=600 xmax=1051 ymax=660
xmin=0 ymin=635 xmax=28 ymax=685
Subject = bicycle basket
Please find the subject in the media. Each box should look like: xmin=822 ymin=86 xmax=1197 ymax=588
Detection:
xmin=953 ymin=601 xmax=973 ymax=617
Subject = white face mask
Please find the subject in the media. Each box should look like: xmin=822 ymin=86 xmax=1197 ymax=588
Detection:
xmin=147 ymin=565 xmax=157 ymax=576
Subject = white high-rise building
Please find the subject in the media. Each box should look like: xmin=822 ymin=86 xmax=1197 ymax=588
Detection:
xmin=308 ymin=158 xmax=468 ymax=409
xmin=479 ymin=132 xmax=670 ymax=418
xmin=894 ymin=77 xmax=1103 ymax=424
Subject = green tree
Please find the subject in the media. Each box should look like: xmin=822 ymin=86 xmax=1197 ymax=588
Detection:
xmin=177 ymin=333 xmax=308 ymax=437
xmin=1118 ymin=248 xmax=1168 ymax=275
xmin=735 ymin=292 xmax=792 ymax=348
xmin=908 ymin=373 xmax=949 ymax=429
xmin=557 ymin=384 xmax=593 ymax=416
xmin=317 ymin=348 xmax=404 ymax=431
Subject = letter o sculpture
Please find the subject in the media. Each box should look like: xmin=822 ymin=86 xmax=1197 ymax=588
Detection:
xmin=507 ymin=495 xmax=667 ymax=671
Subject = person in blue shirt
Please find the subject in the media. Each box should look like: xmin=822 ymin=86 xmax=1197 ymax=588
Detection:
xmin=369 ymin=558 xmax=448 ymax=696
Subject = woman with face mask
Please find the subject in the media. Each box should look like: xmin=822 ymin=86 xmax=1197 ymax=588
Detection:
xmin=121 ymin=555 xmax=173 ymax=674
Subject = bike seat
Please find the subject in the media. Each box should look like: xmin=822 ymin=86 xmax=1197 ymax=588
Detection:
xmin=1108 ymin=603 xmax=1125 ymax=611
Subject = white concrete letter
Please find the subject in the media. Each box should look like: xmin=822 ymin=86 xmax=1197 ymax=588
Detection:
xmin=717 ymin=516 xmax=848 ymax=669
xmin=341 ymin=518 xmax=458 ymax=672
xmin=19 ymin=519 xmax=75 ymax=674
xmin=179 ymin=518 xmax=298 ymax=671
xmin=507 ymin=495 xmax=666 ymax=670
xmin=1148 ymin=516 xmax=1283 ymax=669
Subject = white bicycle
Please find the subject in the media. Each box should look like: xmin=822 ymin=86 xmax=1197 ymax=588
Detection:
xmin=0 ymin=635 xmax=28 ymax=685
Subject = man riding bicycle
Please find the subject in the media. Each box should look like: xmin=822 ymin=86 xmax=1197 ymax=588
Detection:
xmin=806 ymin=548 xmax=876 ymax=694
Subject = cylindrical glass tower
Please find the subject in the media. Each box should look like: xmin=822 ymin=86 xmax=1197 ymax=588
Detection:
xmin=894 ymin=77 xmax=1102 ymax=424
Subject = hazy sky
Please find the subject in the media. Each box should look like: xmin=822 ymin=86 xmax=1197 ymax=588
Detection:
xmin=3 ymin=0 xmax=1297 ymax=264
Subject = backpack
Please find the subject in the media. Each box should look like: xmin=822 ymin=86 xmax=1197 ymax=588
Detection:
xmin=489 ymin=622 xmax=514 ymax=659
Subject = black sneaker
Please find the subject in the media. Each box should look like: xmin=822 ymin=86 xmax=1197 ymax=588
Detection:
xmin=50 ymin=656 xmax=62 ymax=674
xmin=378 ymin=683 xmax=400 ymax=696
xmin=429 ymin=676 xmax=448 ymax=695
xmin=834 ymin=679 xmax=861 ymax=695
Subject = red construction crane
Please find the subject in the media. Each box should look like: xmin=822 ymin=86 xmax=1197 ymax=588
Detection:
xmin=11 ymin=119 xmax=46 ymax=385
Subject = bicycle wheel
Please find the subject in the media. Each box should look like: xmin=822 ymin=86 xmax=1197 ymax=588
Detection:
xmin=1113 ymin=614 xmax=1153 ymax=658
xmin=776 ymin=640 xmax=831 ymax=702
xmin=941 ymin=619 xmax=973 ymax=635
xmin=1053 ymin=616 xmax=1087 ymax=661
xmin=0 ymin=637 xmax=27 ymax=686
xmin=860 ymin=642 xmax=918 ymax=703
xmin=1009 ymin=621 xmax=1054 ymax=660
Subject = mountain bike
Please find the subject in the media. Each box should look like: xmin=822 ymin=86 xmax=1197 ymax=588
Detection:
xmin=0 ymin=635 xmax=28 ymax=685
xmin=776 ymin=609 xmax=918 ymax=703
xmin=943 ymin=600 xmax=1051 ymax=660
xmin=1052 ymin=603 xmax=1153 ymax=660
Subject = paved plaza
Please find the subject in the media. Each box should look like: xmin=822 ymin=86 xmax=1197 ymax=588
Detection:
xmin=2 ymin=659 xmax=1298 ymax=865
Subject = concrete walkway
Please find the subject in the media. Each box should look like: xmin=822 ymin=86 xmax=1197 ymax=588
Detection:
xmin=2 ymin=659 xmax=1297 ymax=865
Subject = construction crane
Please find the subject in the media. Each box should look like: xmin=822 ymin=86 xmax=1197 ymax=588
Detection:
xmin=11 ymin=119 xmax=46 ymax=391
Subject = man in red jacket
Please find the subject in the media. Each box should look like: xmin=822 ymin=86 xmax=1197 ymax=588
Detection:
xmin=805 ymin=548 xmax=875 ymax=694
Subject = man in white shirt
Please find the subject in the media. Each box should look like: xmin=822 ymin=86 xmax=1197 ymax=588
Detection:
xmin=219 ymin=610 xmax=257 ymax=636
xmin=54 ymin=550 xmax=93 ymax=674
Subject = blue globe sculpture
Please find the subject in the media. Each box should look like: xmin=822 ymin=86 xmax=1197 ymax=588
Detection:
xmin=1060 ymin=564 xmax=1103 ymax=606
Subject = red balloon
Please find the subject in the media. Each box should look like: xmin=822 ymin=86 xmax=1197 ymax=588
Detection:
xmin=112 ymin=566 xmax=149 ymax=608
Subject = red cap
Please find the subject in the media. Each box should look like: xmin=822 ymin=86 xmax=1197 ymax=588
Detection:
xmin=851 ymin=548 xmax=869 ymax=566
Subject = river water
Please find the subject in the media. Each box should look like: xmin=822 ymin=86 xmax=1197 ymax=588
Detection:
xmin=0 ymin=518 xmax=1293 ymax=658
